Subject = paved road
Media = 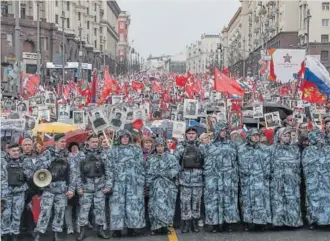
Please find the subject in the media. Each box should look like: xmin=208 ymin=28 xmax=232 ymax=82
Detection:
xmin=19 ymin=228 xmax=330 ymax=241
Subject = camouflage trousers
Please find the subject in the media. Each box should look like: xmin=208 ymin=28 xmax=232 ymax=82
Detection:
xmin=180 ymin=186 xmax=203 ymax=220
xmin=1 ymin=192 xmax=25 ymax=235
xmin=78 ymin=190 xmax=106 ymax=227
xmin=34 ymin=191 xmax=67 ymax=233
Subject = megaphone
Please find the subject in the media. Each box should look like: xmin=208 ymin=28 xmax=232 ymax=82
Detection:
xmin=33 ymin=169 xmax=52 ymax=188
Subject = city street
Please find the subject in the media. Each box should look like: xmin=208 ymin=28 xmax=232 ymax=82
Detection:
xmin=19 ymin=228 xmax=330 ymax=241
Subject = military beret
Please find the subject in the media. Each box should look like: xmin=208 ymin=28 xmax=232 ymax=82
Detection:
xmin=8 ymin=143 xmax=20 ymax=149
xmin=54 ymin=133 xmax=65 ymax=142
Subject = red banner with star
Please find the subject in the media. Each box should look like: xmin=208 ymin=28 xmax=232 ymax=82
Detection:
xmin=300 ymin=80 xmax=327 ymax=104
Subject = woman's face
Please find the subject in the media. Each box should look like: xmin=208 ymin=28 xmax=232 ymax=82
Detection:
xmin=143 ymin=140 xmax=153 ymax=150
xmin=166 ymin=139 xmax=174 ymax=149
xmin=156 ymin=144 xmax=165 ymax=154
xmin=200 ymin=136 xmax=210 ymax=144
xmin=101 ymin=139 xmax=109 ymax=148
xmin=71 ymin=145 xmax=79 ymax=154
xmin=35 ymin=143 xmax=43 ymax=153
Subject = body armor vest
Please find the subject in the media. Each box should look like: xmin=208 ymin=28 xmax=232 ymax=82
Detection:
xmin=7 ymin=163 xmax=25 ymax=186
xmin=181 ymin=143 xmax=203 ymax=169
xmin=81 ymin=154 xmax=104 ymax=179
xmin=49 ymin=159 xmax=68 ymax=182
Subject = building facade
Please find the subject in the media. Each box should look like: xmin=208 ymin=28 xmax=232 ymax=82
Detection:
xmin=164 ymin=53 xmax=186 ymax=74
xmin=1 ymin=0 xmax=121 ymax=85
xmin=223 ymin=0 xmax=330 ymax=77
xmin=186 ymin=34 xmax=221 ymax=74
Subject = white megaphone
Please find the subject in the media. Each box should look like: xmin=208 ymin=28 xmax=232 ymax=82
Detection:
xmin=33 ymin=169 xmax=52 ymax=188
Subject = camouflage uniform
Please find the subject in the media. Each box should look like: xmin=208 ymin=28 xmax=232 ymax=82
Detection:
xmin=76 ymin=148 xmax=112 ymax=234
xmin=1 ymin=155 xmax=8 ymax=216
xmin=34 ymin=147 xmax=77 ymax=234
xmin=302 ymin=129 xmax=330 ymax=226
xmin=1 ymin=155 xmax=30 ymax=236
xmin=146 ymin=138 xmax=180 ymax=232
xmin=203 ymin=123 xmax=240 ymax=229
xmin=106 ymin=130 xmax=146 ymax=232
xmin=270 ymin=128 xmax=303 ymax=227
xmin=238 ymin=129 xmax=271 ymax=227
xmin=173 ymin=127 xmax=204 ymax=233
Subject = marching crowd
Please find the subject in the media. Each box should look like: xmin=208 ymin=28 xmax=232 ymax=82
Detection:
xmin=1 ymin=117 xmax=330 ymax=241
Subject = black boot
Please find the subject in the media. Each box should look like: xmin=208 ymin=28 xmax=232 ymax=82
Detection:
xmin=53 ymin=232 xmax=61 ymax=241
xmin=192 ymin=219 xmax=200 ymax=232
xmin=33 ymin=232 xmax=40 ymax=241
xmin=97 ymin=226 xmax=109 ymax=239
xmin=12 ymin=234 xmax=18 ymax=241
xmin=162 ymin=227 xmax=171 ymax=235
xmin=76 ymin=226 xmax=86 ymax=241
xmin=112 ymin=230 xmax=121 ymax=238
xmin=181 ymin=220 xmax=190 ymax=233
xmin=127 ymin=228 xmax=136 ymax=236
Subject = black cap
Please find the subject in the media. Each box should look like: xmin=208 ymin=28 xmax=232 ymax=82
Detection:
xmin=185 ymin=126 xmax=198 ymax=134
xmin=87 ymin=134 xmax=98 ymax=141
xmin=54 ymin=133 xmax=65 ymax=142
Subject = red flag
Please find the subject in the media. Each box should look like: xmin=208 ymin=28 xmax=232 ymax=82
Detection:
xmin=231 ymin=100 xmax=243 ymax=112
xmin=175 ymin=75 xmax=188 ymax=86
xmin=300 ymin=80 xmax=327 ymax=104
xmin=91 ymin=69 xmax=97 ymax=102
xmin=185 ymin=75 xmax=195 ymax=99
xmin=132 ymin=119 xmax=144 ymax=129
xmin=132 ymin=80 xmax=144 ymax=91
xmin=214 ymin=67 xmax=244 ymax=96
xmin=152 ymin=82 xmax=163 ymax=93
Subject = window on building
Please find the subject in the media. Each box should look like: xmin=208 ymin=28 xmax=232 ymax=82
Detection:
xmin=94 ymin=3 xmax=97 ymax=11
xmin=87 ymin=21 xmax=89 ymax=29
xmin=87 ymin=7 xmax=89 ymax=15
xmin=321 ymin=50 xmax=329 ymax=61
xmin=120 ymin=22 xmax=125 ymax=29
xmin=67 ymin=1 xmax=70 ymax=10
xmin=6 ymin=34 xmax=12 ymax=46
xmin=120 ymin=33 xmax=124 ymax=41
xmin=94 ymin=15 xmax=97 ymax=22
xmin=94 ymin=28 xmax=97 ymax=35
xmin=100 ymin=45 xmax=103 ymax=51
xmin=55 ymin=0 xmax=58 ymax=7
xmin=20 ymin=3 xmax=26 ymax=19
xmin=321 ymin=34 xmax=329 ymax=43
xmin=322 ymin=2 xmax=330 ymax=10
xmin=78 ymin=12 xmax=81 ymax=20
xmin=1 ymin=1 xmax=9 ymax=17
xmin=100 ymin=27 xmax=103 ymax=34
xmin=44 ymin=37 xmax=48 ymax=50
xmin=322 ymin=19 xmax=329 ymax=26
xmin=67 ymin=18 xmax=70 ymax=28
xmin=55 ymin=14 xmax=59 ymax=24
xmin=94 ymin=40 xmax=97 ymax=48
xmin=87 ymin=34 xmax=89 ymax=43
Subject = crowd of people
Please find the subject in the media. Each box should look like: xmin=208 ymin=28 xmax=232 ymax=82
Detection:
xmin=1 ymin=114 xmax=330 ymax=241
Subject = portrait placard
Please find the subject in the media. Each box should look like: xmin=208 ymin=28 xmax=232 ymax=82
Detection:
xmin=183 ymin=99 xmax=198 ymax=119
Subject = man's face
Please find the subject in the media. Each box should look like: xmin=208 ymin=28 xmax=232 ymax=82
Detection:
xmin=95 ymin=113 xmax=100 ymax=119
xmin=101 ymin=139 xmax=109 ymax=148
xmin=280 ymin=133 xmax=291 ymax=144
xmin=219 ymin=130 xmax=226 ymax=138
xmin=188 ymin=103 xmax=194 ymax=109
xmin=250 ymin=134 xmax=260 ymax=143
xmin=186 ymin=131 xmax=197 ymax=141
xmin=22 ymin=140 xmax=33 ymax=153
xmin=55 ymin=137 xmax=67 ymax=150
xmin=121 ymin=135 xmax=130 ymax=145
xmin=9 ymin=147 xmax=20 ymax=159
xmin=116 ymin=113 xmax=121 ymax=119
xmin=88 ymin=137 xmax=99 ymax=149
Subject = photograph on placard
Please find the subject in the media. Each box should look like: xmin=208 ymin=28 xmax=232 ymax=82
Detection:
xmin=48 ymin=105 xmax=57 ymax=118
xmin=290 ymin=99 xmax=298 ymax=109
xmin=112 ymin=95 xmax=123 ymax=105
xmin=90 ymin=108 xmax=109 ymax=131
xmin=38 ymin=109 xmax=50 ymax=121
xmin=253 ymin=103 xmax=263 ymax=119
xmin=73 ymin=111 xmax=85 ymax=125
xmin=293 ymin=107 xmax=304 ymax=123
xmin=110 ymin=110 xmax=126 ymax=129
xmin=228 ymin=111 xmax=242 ymax=130
xmin=29 ymin=97 xmax=36 ymax=106
xmin=17 ymin=101 xmax=28 ymax=112
xmin=133 ymin=109 xmax=144 ymax=120
xmin=282 ymin=97 xmax=290 ymax=107
xmin=176 ymin=112 xmax=184 ymax=121
xmin=217 ymin=111 xmax=227 ymax=123
xmin=272 ymin=112 xmax=281 ymax=126
xmin=271 ymin=96 xmax=281 ymax=103
xmin=4 ymin=99 xmax=16 ymax=111
xmin=58 ymin=104 xmax=70 ymax=119
xmin=197 ymin=101 xmax=207 ymax=117
xmin=35 ymin=95 xmax=44 ymax=105
xmin=172 ymin=121 xmax=186 ymax=139
xmin=206 ymin=115 xmax=218 ymax=132
xmin=25 ymin=115 xmax=36 ymax=130
xmin=183 ymin=99 xmax=198 ymax=119
xmin=170 ymin=112 xmax=177 ymax=121
xmin=45 ymin=91 xmax=56 ymax=104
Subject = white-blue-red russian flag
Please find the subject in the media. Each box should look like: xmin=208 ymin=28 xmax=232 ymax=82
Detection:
xmin=304 ymin=55 xmax=330 ymax=95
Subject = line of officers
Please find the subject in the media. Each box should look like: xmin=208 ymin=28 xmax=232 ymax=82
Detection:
xmin=1 ymin=123 xmax=330 ymax=241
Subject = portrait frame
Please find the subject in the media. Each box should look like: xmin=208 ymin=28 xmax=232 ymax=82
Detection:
xmin=73 ymin=111 xmax=85 ymax=125
xmin=89 ymin=108 xmax=109 ymax=132
xmin=183 ymin=99 xmax=198 ymax=119
xmin=228 ymin=111 xmax=242 ymax=130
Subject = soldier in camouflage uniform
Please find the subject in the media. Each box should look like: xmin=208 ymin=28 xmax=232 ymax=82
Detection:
xmin=33 ymin=134 xmax=78 ymax=241
xmin=76 ymin=135 xmax=111 ymax=240
xmin=270 ymin=127 xmax=303 ymax=228
xmin=302 ymin=129 xmax=330 ymax=229
xmin=1 ymin=143 xmax=31 ymax=241
xmin=106 ymin=129 xmax=146 ymax=237
xmin=238 ymin=128 xmax=271 ymax=231
xmin=203 ymin=123 xmax=240 ymax=232
xmin=174 ymin=127 xmax=204 ymax=233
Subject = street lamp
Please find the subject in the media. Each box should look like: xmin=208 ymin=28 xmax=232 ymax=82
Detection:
xmin=14 ymin=0 xmax=21 ymax=97
xmin=305 ymin=8 xmax=311 ymax=54
xmin=36 ymin=1 xmax=42 ymax=78
xmin=78 ymin=23 xmax=82 ymax=78
xmin=103 ymin=37 xmax=106 ymax=70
